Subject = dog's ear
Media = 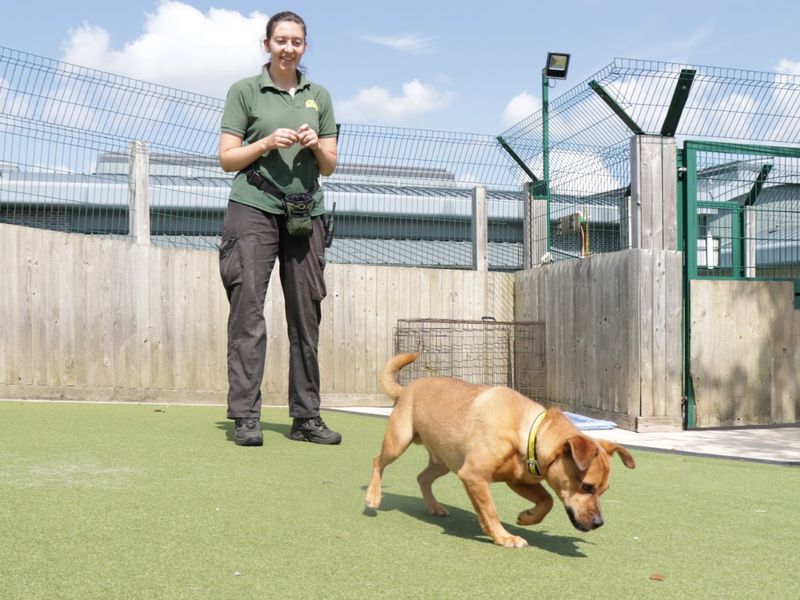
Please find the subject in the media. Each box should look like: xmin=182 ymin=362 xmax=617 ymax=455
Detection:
xmin=563 ymin=435 xmax=598 ymax=472
xmin=597 ymin=440 xmax=636 ymax=469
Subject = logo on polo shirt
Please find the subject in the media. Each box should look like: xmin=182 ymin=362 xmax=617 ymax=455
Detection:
xmin=305 ymin=99 xmax=319 ymax=111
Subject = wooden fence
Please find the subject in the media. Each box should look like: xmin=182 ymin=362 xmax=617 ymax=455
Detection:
xmin=4 ymin=221 xmax=798 ymax=430
xmin=0 ymin=223 xmax=514 ymax=406
xmin=515 ymin=249 xmax=684 ymax=431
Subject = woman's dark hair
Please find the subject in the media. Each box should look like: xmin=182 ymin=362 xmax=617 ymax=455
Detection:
xmin=265 ymin=11 xmax=307 ymax=41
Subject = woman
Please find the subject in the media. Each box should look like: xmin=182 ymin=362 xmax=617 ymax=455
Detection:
xmin=218 ymin=11 xmax=341 ymax=446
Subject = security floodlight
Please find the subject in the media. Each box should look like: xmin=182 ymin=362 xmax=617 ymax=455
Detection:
xmin=544 ymin=52 xmax=570 ymax=79
xmin=540 ymin=51 xmax=571 ymax=252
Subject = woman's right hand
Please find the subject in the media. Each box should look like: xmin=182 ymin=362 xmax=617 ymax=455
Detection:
xmin=265 ymin=128 xmax=300 ymax=151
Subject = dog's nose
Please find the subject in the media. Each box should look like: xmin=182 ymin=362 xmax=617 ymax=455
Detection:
xmin=592 ymin=515 xmax=604 ymax=529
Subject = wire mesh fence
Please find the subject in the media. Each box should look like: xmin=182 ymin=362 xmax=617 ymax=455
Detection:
xmin=546 ymin=140 xmax=631 ymax=260
xmin=0 ymin=46 xmax=525 ymax=269
xmin=393 ymin=318 xmax=546 ymax=400
xmin=0 ymin=46 xmax=226 ymax=249
xmin=325 ymin=125 xmax=523 ymax=270
xmin=499 ymin=58 xmax=800 ymax=262
xmin=4 ymin=48 xmax=800 ymax=271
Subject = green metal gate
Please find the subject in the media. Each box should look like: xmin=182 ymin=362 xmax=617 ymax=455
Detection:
xmin=680 ymin=140 xmax=800 ymax=427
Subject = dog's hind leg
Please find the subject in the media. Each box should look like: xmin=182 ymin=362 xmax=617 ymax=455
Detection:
xmin=417 ymin=457 xmax=450 ymax=517
xmin=507 ymin=482 xmax=554 ymax=526
xmin=365 ymin=411 xmax=414 ymax=509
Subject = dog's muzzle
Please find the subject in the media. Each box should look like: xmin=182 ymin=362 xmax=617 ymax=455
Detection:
xmin=566 ymin=507 xmax=603 ymax=532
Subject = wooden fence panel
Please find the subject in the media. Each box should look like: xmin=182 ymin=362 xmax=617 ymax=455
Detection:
xmin=513 ymin=249 xmax=682 ymax=430
xmin=0 ymin=224 xmax=514 ymax=406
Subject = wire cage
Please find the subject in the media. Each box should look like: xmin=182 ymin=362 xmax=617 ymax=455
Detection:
xmin=393 ymin=318 xmax=546 ymax=400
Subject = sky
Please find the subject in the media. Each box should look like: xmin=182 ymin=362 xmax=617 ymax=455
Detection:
xmin=1 ymin=0 xmax=800 ymax=135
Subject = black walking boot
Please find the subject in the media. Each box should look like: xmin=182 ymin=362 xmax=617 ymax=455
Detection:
xmin=290 ymin=416 xmax=342 ymax=445
xmin=234 ymin=417 xmax=263 ymax=446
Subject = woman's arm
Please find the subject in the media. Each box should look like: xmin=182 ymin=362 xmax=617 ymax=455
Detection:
xmin=218 ymin=129 xmax=300 ymax=173
xmin=297 ymin=124 xmax=338 ymax=176
xmin=310 ymin=137 xmax=338 ymax=176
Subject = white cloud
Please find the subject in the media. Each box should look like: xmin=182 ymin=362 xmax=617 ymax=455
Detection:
xmin=669 ymin=24 xmax=714 ymax=55
xmin=775 ymin=58 xmax=800 ymax=76
xmin=361 ymin=33 xmax=434 ymax=54
xmin=502 ymin=91 xmax=539 ymax=126
xmin=0 ymin=76 xmax=30 ymax=117
xmin=636 ymin=24 xmax=714 ymax=62
xmin=545 ymin=149 xmax=625 ymax=195
xmin=336 ymin=80 xmax=455 ymax=124
xmin=768 ymin=65 xmax=800 ymax=142
xmin=505 ymin=148 xmax=624 ymax=193
xmin=61 ymin=1 xmax=268 ymax=98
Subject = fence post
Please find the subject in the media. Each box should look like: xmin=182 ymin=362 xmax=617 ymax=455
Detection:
xmin=744 ymin=206 xmax=756 ymax=277
xmin=128 ymin=140 xmax=150 ymax=245
xmin=630 ymin=135 xmax=678 ymax=250
xmin=472 ymin=185 xmax=488 ymax=271
xmin=523 ymin=183 xmax=533 ymax=269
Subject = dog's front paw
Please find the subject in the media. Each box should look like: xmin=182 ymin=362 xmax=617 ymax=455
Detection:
xmin=426 ymin=502 xmax=449 ymax=517
xmin=496 ymin=534 xmax=528 ymax=548
xmin=364 ymin=486 xmax=382 ymax=509
xmin=517 ymin=508 xmax=544 ymax=526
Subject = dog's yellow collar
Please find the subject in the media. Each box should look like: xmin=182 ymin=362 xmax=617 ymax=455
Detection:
xmin=527 ymin=410 xmax=547 ymax=477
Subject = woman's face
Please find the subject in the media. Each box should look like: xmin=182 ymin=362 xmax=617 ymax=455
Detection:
xmin=264 ymin=20 xmax=306 ymax=73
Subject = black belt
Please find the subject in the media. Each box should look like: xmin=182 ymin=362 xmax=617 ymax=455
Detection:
xmin=244 ymin=167 xmax=334 ymax=247
xmin=244 ymin=168 xmax=319 ymax=199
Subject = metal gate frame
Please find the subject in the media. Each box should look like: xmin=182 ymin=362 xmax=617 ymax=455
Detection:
xmin=680 ymin=140 xmax=800 ymax=427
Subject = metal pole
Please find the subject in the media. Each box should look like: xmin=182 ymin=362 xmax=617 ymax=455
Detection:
xmin=542 ymin=70 xmax=550 ymax=253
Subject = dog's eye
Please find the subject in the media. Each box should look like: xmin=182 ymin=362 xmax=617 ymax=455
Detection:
xmin=581 ymin=483 xmax=595 ymax=494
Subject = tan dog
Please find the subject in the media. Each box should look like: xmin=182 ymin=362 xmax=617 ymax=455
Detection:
xmin=365 ymin=352 xmax=635 ymax=547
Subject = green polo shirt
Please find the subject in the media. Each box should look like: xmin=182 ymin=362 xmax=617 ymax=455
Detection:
xmin=221 ymin=67 xmax=336 ymax=216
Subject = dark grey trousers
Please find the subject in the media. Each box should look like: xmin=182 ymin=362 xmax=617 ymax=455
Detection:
xmin=218 ymin=200 xmax=327 ymax=420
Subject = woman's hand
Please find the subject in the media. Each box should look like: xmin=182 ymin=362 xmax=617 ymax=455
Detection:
xmin=268 ymin=128 xmax=300 ymax=150
xmin=296 ymin=123 xmax=319 ymax=149
xmin=297 ymin=123 xmax=337 ymax=176
xmin=218 ymin=125 xmax=337 ymax=175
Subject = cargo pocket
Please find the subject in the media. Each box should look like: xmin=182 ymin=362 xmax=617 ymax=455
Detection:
xmin=218 ymin=236 xmax=243 ymax=290
xmin=310 ymin=218 xmax=327 ymax=302
xmin=312 ymin=252 xmax=327 ymax=302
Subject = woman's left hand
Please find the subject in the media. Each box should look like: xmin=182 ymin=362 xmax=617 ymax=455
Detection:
xmin=296 ymin=124 xmax=337 ymax=176
xmin=297 ymin=123 xmax=319 ymax=149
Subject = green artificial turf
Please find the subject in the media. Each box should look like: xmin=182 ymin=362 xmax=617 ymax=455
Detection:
xmin=0 ymin=401 xmax=798 ymax=599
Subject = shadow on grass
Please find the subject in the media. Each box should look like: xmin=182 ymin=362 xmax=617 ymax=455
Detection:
xmin=215 ymin=421 xmax=234 ymax=442
xmin=215 ymin=420 xmax=292 ymax=442
xmin=363 ymin=490 xmax=588 ymax=556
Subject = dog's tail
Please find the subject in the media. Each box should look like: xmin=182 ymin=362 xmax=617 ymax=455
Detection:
xmin=379 ymin=352 xmax=419 ymax=404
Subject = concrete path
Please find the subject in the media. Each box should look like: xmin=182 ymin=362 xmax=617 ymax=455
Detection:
xmin=590 ymin=425 xmax=800 ymax=465
xmin=328 ymin=407 xmax=800 ymax=466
